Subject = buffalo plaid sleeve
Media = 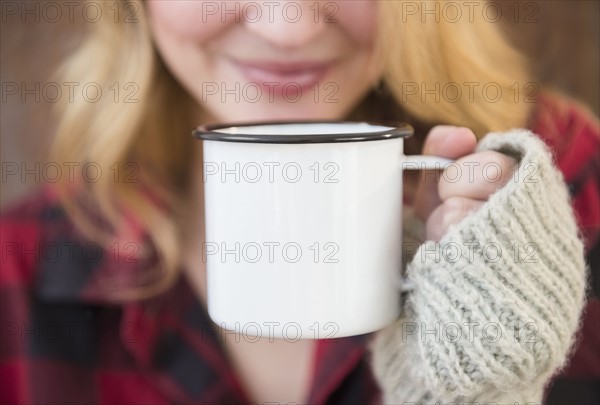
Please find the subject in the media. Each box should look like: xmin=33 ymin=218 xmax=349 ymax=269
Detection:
xmin=1 ymin=190 xmax=47 ymax=404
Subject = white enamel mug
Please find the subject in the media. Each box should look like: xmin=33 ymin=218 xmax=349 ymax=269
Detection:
xmin=193 ymin=122 xmax=452 ymax=340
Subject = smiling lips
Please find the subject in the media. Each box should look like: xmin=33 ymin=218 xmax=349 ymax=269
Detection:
xmin=230 ymin=59 xmax=334 ymax=94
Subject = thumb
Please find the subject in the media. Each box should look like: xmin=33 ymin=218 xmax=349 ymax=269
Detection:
xmin=413 ymin=126 xmax=477 ymax=221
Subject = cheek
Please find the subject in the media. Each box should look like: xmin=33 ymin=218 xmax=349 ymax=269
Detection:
xmin=145 ymin=0 xmax=231 ymax=42
xmin=334 ymin=1 xmax=378 ymax=47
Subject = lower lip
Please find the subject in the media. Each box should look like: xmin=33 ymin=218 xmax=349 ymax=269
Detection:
xmin=230 ymin=61 xmax=332 ymax=96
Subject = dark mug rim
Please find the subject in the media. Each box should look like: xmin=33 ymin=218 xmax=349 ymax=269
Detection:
xmin=192 ymin=120 xmax=414 ymax=144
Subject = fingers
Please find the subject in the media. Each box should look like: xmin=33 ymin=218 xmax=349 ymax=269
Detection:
xmin=422 ymin=126 xmax=478 ymax=156
xmin=412 ymin=125 xmax=518 ymax=241
xmin=414 ymin=126 xmax=478 ymax=221
xmin=426 ymin=196 xmax=485 ymax=242
xmin=439 ymin=151 xmax=517 ymax=201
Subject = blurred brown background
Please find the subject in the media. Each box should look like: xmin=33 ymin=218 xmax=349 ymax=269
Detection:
xmin=1 ymin=0 xmax=599 ymax=206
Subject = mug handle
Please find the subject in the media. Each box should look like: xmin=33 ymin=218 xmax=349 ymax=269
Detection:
xmin=401 ymin=155 xmax=455 ymax=170
xmin=396 ymin=154 xmax=455 ymax=293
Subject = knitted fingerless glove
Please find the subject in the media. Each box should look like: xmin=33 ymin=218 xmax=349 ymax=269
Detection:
xmin=370 ymin=129 xmax=588 ymax=403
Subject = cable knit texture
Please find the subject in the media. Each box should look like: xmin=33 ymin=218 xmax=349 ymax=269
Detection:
xmin=370 ymin=129 xmax=588 ymax=403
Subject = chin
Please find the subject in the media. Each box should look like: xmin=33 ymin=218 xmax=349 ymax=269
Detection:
xmin=208 ymin=103 xmax=352 ymax=124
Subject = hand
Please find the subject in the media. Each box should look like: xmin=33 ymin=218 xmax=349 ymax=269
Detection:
xmin=414 ymin=126 xmax=517 ymax=241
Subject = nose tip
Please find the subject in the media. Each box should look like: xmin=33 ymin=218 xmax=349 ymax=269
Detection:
xmin=243 ymin=1 xmax=327 ymax=49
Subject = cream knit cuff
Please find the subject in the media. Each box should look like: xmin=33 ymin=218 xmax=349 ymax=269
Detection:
xmin=370 ymin=129 xmax=588 ymax=403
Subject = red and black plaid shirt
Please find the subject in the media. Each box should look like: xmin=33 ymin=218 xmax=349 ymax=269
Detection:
xmin=2 ymin=92 xmax=599 ymax=404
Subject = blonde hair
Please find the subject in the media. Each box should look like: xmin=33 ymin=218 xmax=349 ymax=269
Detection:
xmin=51 ymin=0 xmax=532 ymax=300
xmin=379 ymin=2 xmax=532 ymax=135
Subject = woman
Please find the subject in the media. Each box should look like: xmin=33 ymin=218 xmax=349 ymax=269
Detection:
xmin=2 ymin=1 xmax=598 ymax=404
